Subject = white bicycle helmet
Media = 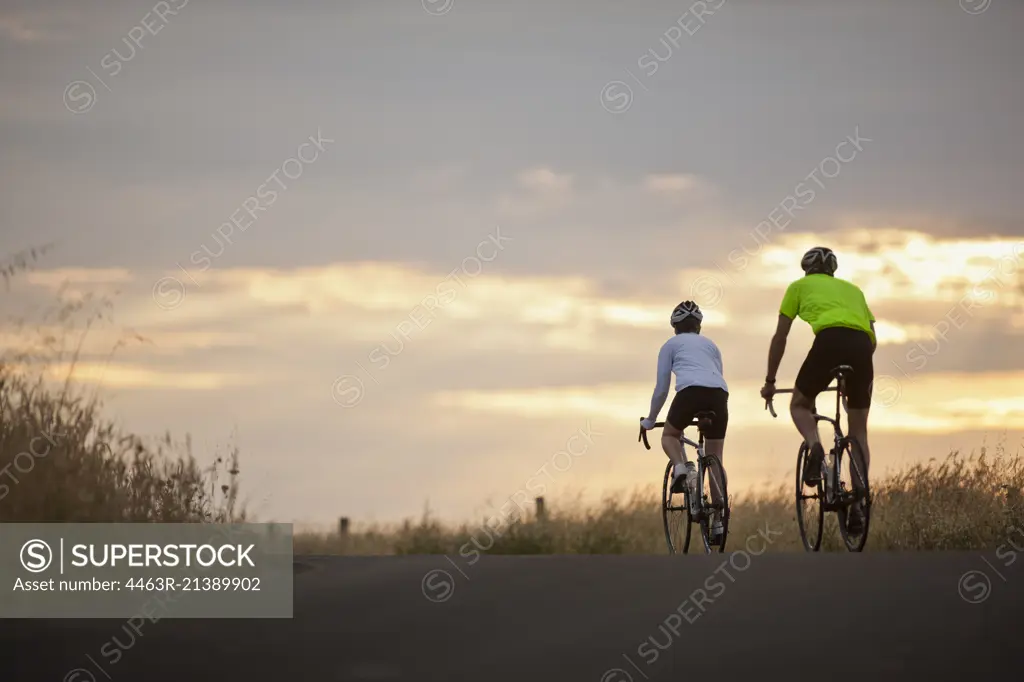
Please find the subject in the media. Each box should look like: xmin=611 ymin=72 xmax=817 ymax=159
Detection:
xmin=801 ymin=246 xmax=838 ymax=275
xmin=670 ymin=300 xmax=703 ymax=327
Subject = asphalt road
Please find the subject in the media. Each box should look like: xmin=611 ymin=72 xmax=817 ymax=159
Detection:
xmin=2 ymin=551 xmax=1021 ymax=681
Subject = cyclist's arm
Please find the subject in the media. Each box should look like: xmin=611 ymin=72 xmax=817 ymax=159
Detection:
xmin=766 ymin=313 xmax=792 ymax=383
xmin=646 ymin=342 xmax=673 ymax=421
xmin=767 ymin=282 xmax=799 ymax=382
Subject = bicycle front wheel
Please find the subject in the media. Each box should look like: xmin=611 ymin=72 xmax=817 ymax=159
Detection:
xmin=662 ymin=461 xmax=691 ymax=554
xmin=836 ymin=436 xmax=870 ymax=552
xmin=795 ymin=442 xmax=824 ymax=552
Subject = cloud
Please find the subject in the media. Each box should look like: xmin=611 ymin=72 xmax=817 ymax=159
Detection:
xmin=0 ymin=14 xmax=60 ymax=43
xmin=27 ymin=266 xmax=135 ymax=286
xmin=871 ymin=320 xmax=938 ymax=345
xmin=0 ymin=15 xmax=41 ymax=42
xmin=516 ymin=167 xmax=574 ymax=194
xmin=0 ymin=4 xmax=84 ymax=44
xmin=705 ymin=227 xmax=1024 ymax=319
xmin=830 ymin=212 xmax=1024 ymax=242
xmin=410 ymin=162 xmax=473 ymax=193
xmin=433 ymin=370 xmax=1024 ymax=435
xmin=10 ymin=361 xmax=259 ymax=390
xmin=9 ymin=221 xmax=1024 ymax=390
xmin=643 ymin=173 xmax=704 ymax=195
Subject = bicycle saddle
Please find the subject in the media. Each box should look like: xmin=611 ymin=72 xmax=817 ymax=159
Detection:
xmin=694 ymin=411 xmax=716 ymax=428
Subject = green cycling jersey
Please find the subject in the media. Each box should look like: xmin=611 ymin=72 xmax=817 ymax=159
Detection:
xmin=779 ymin=274 xmax=875 ymax=344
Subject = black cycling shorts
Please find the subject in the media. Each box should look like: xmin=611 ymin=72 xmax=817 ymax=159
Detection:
xmin=795 ymin=326 xmax=874 ymax=409
xmin=666 ymin=386 xmax=729 ymax=439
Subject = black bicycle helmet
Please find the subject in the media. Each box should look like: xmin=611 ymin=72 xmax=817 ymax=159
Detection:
xmin=801 ymin=246 xmax=838 ymax=275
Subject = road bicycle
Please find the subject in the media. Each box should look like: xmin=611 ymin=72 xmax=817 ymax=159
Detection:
xmin=765 ymin=364 xmax=871 ymax=552
xmin=639 ymin=413 xmax=729 ymax=554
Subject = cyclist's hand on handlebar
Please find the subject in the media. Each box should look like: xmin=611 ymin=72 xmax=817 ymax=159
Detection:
xmin=638 ymin=418 xmax=654 ymax=450
xmin=759 ymin=382 xmax=776 ymax=400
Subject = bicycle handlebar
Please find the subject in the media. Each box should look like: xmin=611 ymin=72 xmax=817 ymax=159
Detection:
xmin=764 ymin=389 xmax=792 ymax=418
xmin=638 ymin=421 xmax=666 ymax=450
xmin=764 ymin=386 xmax=838 ymax=418
xmin=638 ymin=417 xmax=713 ymax=449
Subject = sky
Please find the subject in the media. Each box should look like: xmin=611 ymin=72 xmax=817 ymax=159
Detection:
xmin=2 ymin=0 xmax=1023 ymax=529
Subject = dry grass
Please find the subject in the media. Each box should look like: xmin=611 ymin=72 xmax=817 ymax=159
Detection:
xmin=0 ymin=246 xmax=243 ymax=524
xmin=296 ymin=446 xmax=1024 ymax=555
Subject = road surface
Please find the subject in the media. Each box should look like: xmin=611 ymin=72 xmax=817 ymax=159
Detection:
xmin=2 ymin=551 xmax=1021 ymax=681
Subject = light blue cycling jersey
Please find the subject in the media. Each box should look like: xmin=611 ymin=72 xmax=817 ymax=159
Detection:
xmin=647 ymin=332 xmax=728 ymax=420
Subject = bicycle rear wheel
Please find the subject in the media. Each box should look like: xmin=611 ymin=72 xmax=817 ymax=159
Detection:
xmin=795 ymin=442 xmax=824 ymax=552
xmin=698 ymin=453 xmax=728 ymax=553
xmin=661 ymin=461 xmax=691 ymax=554
xmin=836 ymin=436 xmax=870 ymax=552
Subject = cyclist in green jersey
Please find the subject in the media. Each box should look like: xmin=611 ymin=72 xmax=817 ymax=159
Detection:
xmin=759 ymin=247 xmax=876 ymax=534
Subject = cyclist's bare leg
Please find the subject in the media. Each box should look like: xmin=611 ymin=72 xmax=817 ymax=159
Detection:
xmin=847 ymin=407 xmax=870 ymax=492
xmin=704 ymin=439 xmax=726 ymax=508
xmin=661 ymin=422 xmax=687 ymax=469
xmin=790 ymin=389 xmax=821 ymax=446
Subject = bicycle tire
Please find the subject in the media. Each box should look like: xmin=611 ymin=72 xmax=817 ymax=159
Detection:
xmin=795 ymin=442 xmax=824 ymax=552
xmin=718 ymin=457 xmax=730 ymax=552
xmin=836 ymin=436 xmax=871 ymax=552
xmin=697 ymin=453 xmax=729 ymax=553
xmin=661 ymin=461 xmax=691 ymax=554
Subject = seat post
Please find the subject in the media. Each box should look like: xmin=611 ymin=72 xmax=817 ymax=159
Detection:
xmin=831 ymin=364 xmax=853 ymax=428
xmin=836 ymin=369 xmax=846 ymax=421
xmin=694 ymin=412 xmax=714 ymax=449
xmin=836 ymin=374 xmax=842 ymax=421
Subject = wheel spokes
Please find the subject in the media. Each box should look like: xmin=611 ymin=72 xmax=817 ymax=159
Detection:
xmin=795 ymin=443 xmax=825 ymax=551
xmin=698 ymin=454 xmax=729 ymax=552
xmin=836 ymin=438 xmax=870 ymax=551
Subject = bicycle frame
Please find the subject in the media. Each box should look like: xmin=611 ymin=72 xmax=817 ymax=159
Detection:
xmin=680 ymin=431 xmax=714 ymax=528
xmin=640 ymin=420 xmax=723 ymax=520
xmin=681 ymin=432 xmax=704 ymax=465
xmin=640 ymin=414 xmax=730 ymax=554
xmin=765 ymin=369 xmax=853 ymax=509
